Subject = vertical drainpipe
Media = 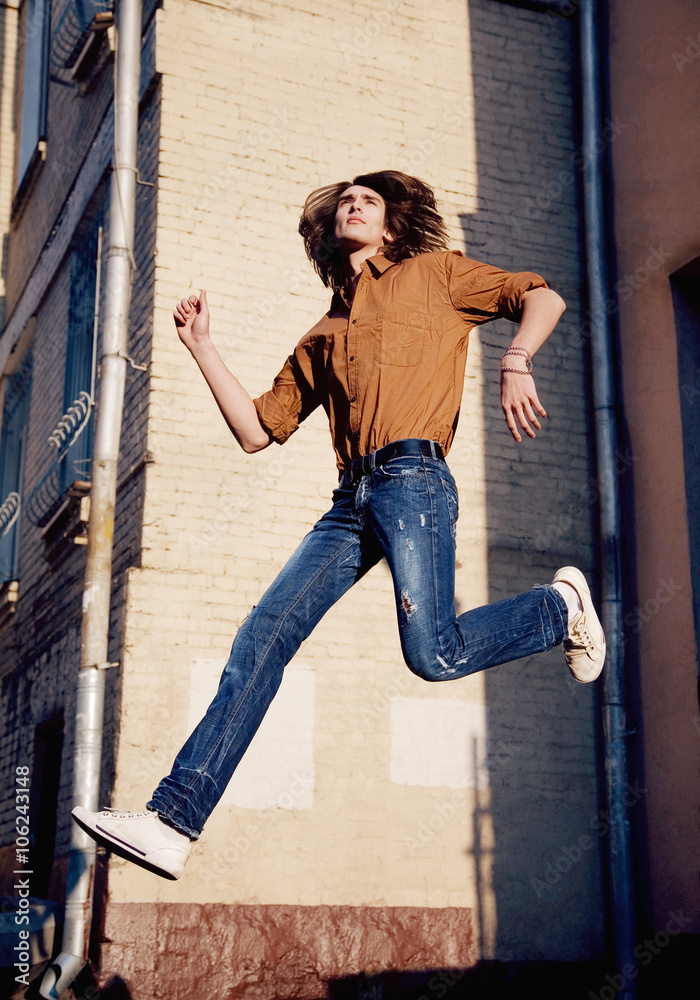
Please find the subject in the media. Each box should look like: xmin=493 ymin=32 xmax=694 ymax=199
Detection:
xmin=579 ymin=0 xmax=636 ymax=992
xmin=39 ymin=1 xmax=143 ymax=997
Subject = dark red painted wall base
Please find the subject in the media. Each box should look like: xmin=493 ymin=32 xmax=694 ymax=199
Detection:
xmin=98 ymin=902 xmax=476 ymax=1000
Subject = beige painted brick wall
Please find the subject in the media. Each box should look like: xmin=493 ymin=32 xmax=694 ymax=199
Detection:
xmin=109 ymin=0 xmax=601 ymax=963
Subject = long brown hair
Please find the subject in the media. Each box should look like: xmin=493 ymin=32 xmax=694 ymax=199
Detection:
xmin=299 ymin=170 xmax=449 ymax=295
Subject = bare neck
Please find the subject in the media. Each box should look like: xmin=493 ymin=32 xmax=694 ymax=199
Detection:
xmin=342 ymin=244 xmax=384 ymax=299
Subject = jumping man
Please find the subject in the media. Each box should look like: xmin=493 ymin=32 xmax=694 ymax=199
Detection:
xmin=73 ymin=170 xmax=605 ymax=879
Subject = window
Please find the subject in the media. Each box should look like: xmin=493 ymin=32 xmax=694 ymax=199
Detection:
xmin=16 ymin=0 xmax=52 ymax=195
xmin=29 ymin=714 xmax=64 ymax=898
xmin=60 ymin=216 xmax=102 ymax=492
xmin=0 ymin=356 xmax=32 ymax=586
xmin=25 ymin=207 xmax=102 ymax=531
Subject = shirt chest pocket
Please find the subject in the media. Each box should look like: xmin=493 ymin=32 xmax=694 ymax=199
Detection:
xmin=373 ymin=319 xmax=426 ymax=367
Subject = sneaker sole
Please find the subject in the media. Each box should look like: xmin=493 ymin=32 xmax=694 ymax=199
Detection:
xmin=71 ymin=808 xmax=182 ymax=880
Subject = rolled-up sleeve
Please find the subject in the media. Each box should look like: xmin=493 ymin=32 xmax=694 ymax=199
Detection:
xmin=253 ymin=340 xmax=320 ymax=445
xmin=446 ymin=250 xmax=548 ymax=324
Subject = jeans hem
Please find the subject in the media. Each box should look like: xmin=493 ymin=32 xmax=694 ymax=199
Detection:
xmin=147 ymin=796 xmax=202 ymax=840
xmin=534 ymin=583 xmax=569 ymax=645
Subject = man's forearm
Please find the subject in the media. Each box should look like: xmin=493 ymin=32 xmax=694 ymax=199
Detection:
xmin=498 ymin=286 xmax=565 ymax=442
xmin=509 ymin=287 xmax=566 ymax=358
xmin=189 ymin=338 xmax=272 ymax=453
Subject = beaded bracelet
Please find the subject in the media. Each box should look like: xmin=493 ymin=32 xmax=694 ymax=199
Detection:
xmin=500 ymin=347 xmax=534 ymax=375
xmin=502 ymin=347 xmax=532 ymax=366
xmin=500 ymin=365 xmax=534 ymax=375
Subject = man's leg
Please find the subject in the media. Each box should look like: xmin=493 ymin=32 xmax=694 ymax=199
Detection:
xmin=148 ymin=487 xmax=381 ymax=837
xmin=72 ymin=484 xmax=382 ymax=874
xmin=362 ymin=453 xmax=575 ymax=681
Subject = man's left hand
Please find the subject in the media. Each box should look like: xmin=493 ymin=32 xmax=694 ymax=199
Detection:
xmin=500 ymin=371 xmax=547 ymax=443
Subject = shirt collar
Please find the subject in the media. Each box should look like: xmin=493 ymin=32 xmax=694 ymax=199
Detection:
xmin=365 ymin=254 xmax=397 ymax=276
xmin=329 ymin=255 xmax=399 ymax=311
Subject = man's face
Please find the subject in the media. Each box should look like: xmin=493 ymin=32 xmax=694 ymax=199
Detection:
xmin=334 ymin=185 xmax=392 ymax=251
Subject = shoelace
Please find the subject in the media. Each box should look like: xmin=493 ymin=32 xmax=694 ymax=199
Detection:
xmin=567 ymin=620 xmax=595 ymax=654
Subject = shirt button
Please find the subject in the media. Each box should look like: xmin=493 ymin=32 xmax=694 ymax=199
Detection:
xmin=349 ymin=356 xmax=355 ymax=361
xmin=349 ymin=396 xmax=356 ymax=403
xmin=351 ymin=319 xmax=357 ymax=325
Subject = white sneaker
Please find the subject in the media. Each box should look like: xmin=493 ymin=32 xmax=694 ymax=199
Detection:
xmin=552 ymin=566 xmax=606 ymax=683
xmin=71 ymin=807 xmax=191 ymax=880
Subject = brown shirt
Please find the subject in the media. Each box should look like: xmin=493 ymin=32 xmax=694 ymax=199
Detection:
xmin=253 ymin=250 xmax=547 ymax=471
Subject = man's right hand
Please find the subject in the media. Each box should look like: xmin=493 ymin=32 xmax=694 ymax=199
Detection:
xmin=173 ymin=289 xmax=210 ymax=351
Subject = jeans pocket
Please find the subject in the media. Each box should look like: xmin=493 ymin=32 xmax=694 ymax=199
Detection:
xmin=428 ymin=465 xmax=459 ymax=534
xmin=439 ymin=470 xmax=459 ymax=507
xmin=374 ymin=455 xmax=426 ymax=480
xmin=442 ymin=476 xmax=459 ymax=535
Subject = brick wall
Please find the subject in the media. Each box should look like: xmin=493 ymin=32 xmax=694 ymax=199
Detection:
xmin=102 ymin=0 xmax=602 ymax=975
xmin=462 ymin=0 xmax=601 ymax=960
xmin=0 ymin=0 xmax=605 ymax=987
xmin=0 ymin=3 xmax=160 ymax=902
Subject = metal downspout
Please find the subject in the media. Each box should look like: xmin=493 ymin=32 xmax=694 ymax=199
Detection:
xmin=39 ymin=0 xmax=143 ymax=996
xmin=579 ymin=0 xmax=636 ymax=992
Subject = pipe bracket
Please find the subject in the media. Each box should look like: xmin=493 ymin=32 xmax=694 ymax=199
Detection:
xmin=117 ymin=351 xmax=148 ymax=372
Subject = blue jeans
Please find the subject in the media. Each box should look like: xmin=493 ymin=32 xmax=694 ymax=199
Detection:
xmin=148 ymin=445 xmax=568 ymax=838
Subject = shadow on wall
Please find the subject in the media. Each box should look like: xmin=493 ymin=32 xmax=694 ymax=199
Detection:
xmin=329 ymin=962 xmax=605 ymax=999
xmin=457 ymin=0 xmax=605 ymax=962
xmin=1 ymin=233 xmax=9 ymax=329
xmin=6 ymin=964 xmax=132 ymax=1000
xmin=327 ymin=936 xmax=700 ymax=999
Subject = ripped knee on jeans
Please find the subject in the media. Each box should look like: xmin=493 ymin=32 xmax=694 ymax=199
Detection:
xmin=401 ymin=589 xmax=418 ymax=618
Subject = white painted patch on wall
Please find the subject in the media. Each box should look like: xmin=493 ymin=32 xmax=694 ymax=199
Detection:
xmin=390 ymin=696 xmax=489 ymax=789
xmin=188 ymin=659 xmax=315 ymax=809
